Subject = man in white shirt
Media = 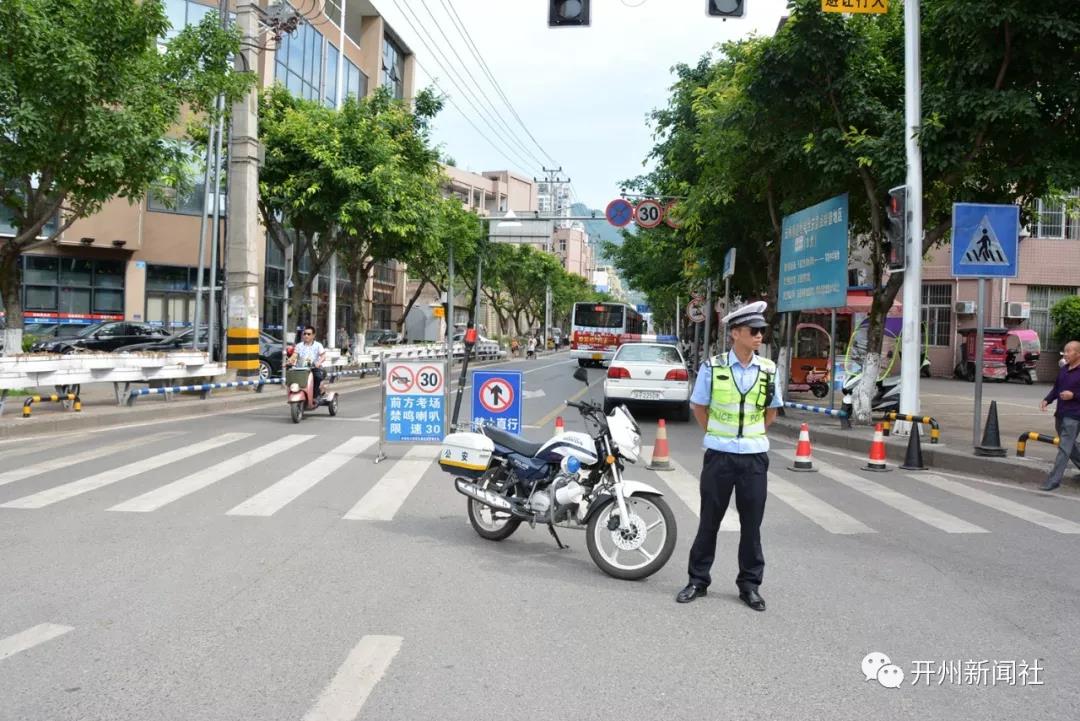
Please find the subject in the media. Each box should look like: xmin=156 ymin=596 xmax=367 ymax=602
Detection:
xmin=289 ymin=325 xmax=327 ymax=397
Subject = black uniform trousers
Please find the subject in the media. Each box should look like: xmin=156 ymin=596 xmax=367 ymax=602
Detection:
xmin=687 ymin=448 xmax=769 ymax=591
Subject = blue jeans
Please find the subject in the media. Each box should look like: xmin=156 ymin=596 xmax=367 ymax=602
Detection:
xmin=1047 ymin=416 xmax=1080 ymax=487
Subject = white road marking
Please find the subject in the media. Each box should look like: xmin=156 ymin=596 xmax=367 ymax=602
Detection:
xmin=1 ymin=433 xmax=251 ymax=509
xmin=910 ymin=473 xmax=1080 ymax=534
xmin=0 ymin=432 xmax=182 ymax=488
xmin=343 ymin=446 xmax=439 ymax=521
xmin=0 ymin=623 xmax=73 ymax=662
xmin=641 ymin=445 xmax=739 ymax=531
xmin=775 ymin=449 xmax=988 ymax=533
xmin=302 ymin=634 xmax=402 ymax=721
xmin=227 ymin=436 xmax=377 ymax=517
xmin=767 ymin=474 xmax=876 ymax=534
xmin=108 ymin=435 xmax=311 ymax=513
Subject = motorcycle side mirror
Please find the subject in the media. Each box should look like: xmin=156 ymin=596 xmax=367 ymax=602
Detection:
xmin=573 ymin=367 xmax=589 ymax=384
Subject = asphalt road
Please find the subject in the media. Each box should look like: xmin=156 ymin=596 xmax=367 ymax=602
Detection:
xmin=2 ymin=355 xmax=1078 ymax=720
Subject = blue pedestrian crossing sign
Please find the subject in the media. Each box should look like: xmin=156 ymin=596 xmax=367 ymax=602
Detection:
xmin=471 ymin=370 xmax=523 ymax=434
xmin=951 ymin=203 xmax=1020 ymax=278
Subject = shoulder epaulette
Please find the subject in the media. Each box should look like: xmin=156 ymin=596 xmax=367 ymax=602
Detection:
xmin=757 ymin=357 xmax=777 ymax=372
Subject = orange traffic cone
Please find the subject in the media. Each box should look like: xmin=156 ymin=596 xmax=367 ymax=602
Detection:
xmin=646 ymin=419 xmax=673 ymax=471
xmin=788 ymin=423 xmax=817 ymax=472
xmin=555 ymin=416 xmax=565 ymax=435
xmin=863 ymin=423 xmax=891 ymax=472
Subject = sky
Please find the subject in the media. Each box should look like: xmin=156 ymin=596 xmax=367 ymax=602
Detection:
xmin=376 ymin=0 xmax=793 ymax=211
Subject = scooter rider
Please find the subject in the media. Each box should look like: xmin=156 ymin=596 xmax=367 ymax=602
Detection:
xmin=288 ymin=325 xmax=327 ymax=398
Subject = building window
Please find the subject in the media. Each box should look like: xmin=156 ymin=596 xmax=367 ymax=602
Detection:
xmin=374 ymin=262 xmax=395 ymax=285
xmin=921 ymin=283 xmax=952 ymax=346
xmin=381 ymin=36 xmax=404 ymax=98
xmin=1035 ymin=191 xmax=1080 ymax=239
xmin=324 ymin=42 xmax=339 ymax=107
xmin=275 ymin=21 xmax=325 ymax=102
xmin=345 ymin=59 xmax=366 ymax=100
xmin=1029 ymin=285 xmax=1078 ymax=345
xmin=148 ymin=139 xmax=225 ymax=216
xmin=20 ymin=256 xmax=125 ymax=318
xmin=163 ymin=0 xmax=216 ymax=41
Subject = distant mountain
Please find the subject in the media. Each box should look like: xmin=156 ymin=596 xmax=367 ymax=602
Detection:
xmin=571 ymin=202 xmax=628 ymax=264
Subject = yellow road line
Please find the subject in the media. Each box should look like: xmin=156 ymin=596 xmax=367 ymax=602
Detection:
xmin=532 ymin=380 xmax=600 ymax=431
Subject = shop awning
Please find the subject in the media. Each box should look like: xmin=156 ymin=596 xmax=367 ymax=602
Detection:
xmin=802 ymin=292 xmax=903 ymax=317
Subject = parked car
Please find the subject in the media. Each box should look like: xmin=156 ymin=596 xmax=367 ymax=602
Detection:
xmin=117 ymin=327 xmax=285 ymax=380
xmin=602 ymin=342 xmax=692 ymax=421
xmin=30 ymin=321 xmax=171 ymax=354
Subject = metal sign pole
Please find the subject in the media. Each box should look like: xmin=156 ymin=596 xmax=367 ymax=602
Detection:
xmin=703 ymin=278 xmax=714 ymax=362
xmin=693 ymin=319 xmax=701 ymax=371
xmin=375 ymin=356 xmax=387 ymax=463
xmin=899 ymin=0 xmax=924 ymax=419
xmin=722 ymin=277 xmax=730 ymax=355
xmin=675 ymin=296 xmax=680 ymax=341
xmin=973 ymin=277 xmax=986 ymax=447
xmin=829 ymin=308 xmax=838 ymax=410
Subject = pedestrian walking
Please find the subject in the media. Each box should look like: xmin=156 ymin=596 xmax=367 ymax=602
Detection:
xmin=1040 ymin=339 xmax=1080 ymax=491
xmin=676 ymin=300 xmax=783 ymax=611
xmin=527 ymin=335 xmax=537 ymax=360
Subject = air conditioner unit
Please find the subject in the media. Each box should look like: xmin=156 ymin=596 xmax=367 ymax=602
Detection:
xmin=1005 ymin=301 xmax=1031 ymax=319
xmin=954 ymin=301 xmax=976 ymax=315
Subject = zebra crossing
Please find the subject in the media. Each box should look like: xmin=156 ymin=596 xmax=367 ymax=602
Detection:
xmin=2 ymin=429 xmax=1080 ymax=538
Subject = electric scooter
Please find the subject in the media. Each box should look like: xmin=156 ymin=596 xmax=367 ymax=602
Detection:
xmin=285 ymin=346 xmax=338 ymax=423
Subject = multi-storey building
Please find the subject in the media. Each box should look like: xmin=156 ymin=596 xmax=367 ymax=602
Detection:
xmin=0 ymin=0 xmax=416 ymax=343
xmin=553 ymin=225 xmax=594 ymax=280
xmin=537 ymin=181 xmax=572 ymax=229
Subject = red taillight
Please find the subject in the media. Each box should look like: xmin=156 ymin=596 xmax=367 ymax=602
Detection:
xmin=607 ymin=366 xmax=630 ymax=379
xmin=665 ymin=368 xmax=689 ymax=382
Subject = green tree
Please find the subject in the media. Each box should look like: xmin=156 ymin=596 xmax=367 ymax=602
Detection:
xmin=1050 ymin=296 xmax=1080 ymax=347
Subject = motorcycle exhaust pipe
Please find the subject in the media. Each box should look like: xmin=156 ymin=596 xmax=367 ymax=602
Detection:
xmin=454 ymin=478 xmax=517 ymax=513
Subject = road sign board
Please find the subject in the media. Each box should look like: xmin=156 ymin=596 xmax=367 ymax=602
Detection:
xmin=634 ymin=199 xmax=664 ymax=229
xmin=778 ymin=193 xmax=849 ymax=312
xmin=723 ymin=247 xmax=736 ymax=280
xmin=383 ymin=360 xmax=446 ymax=443
xmin=821 ymin=0 xmax=888 ymax=14
xmin=472 ymin=370 xmax=523 ymax=434
xmin=605 ymin=198 xmax=634 ymax=228
xmin=950 ymin=203 xmax=1020 ymax=278
xmin=687 ymin=300 xmax=706 ymax=324
xmin=664 ymin=201 xmax=682 ymax=229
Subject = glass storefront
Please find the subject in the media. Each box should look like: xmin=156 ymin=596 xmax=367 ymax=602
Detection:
xmin=11 ymin=255 xmax=126 ymax=323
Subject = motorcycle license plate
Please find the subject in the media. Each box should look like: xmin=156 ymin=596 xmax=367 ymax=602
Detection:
xmin=632 ymin=391 xmax=661 ymax=400
xmin=591 ymin=353 xmax=602 ymax=360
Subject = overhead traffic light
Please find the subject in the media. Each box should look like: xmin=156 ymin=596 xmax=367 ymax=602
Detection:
xmin=885 ymin=185 xmax=907 ymax=271
xmin=549 ymin=0 xmax=589 ymax=27
xmin=708 ymin=0 xmax=745 ymax=17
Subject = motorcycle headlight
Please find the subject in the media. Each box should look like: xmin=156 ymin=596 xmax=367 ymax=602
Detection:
xmin=289 ymin=383 xmax=300 ymax=392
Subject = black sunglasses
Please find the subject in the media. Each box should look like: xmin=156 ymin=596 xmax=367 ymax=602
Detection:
xmin=740 ymin=326 xmax=764 ymax=336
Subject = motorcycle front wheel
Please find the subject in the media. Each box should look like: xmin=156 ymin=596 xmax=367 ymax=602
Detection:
xmin=290 ymin=402 xmax=303 ymax=423
xmin=586 ymin=493 xmax=676 ymax=581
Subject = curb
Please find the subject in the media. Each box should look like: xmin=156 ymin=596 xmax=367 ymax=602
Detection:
xmin=772 ymin=416 xmax=1061 ymax=488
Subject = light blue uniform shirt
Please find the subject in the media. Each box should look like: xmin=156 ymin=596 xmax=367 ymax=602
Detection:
xmin=690 ymin=350 xmax=784 ymax=454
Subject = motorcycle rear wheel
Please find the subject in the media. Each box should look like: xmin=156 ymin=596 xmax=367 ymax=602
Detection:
xmin=586 ymin=493 xmax=676 ymax=581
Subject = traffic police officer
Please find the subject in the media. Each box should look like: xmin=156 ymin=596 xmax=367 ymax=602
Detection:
xmin=676 ymin=300 xmax=783 ymax=611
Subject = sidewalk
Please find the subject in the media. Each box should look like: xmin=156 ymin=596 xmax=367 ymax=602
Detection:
xmin=780 ymin=376 xmax=1074 ymax=488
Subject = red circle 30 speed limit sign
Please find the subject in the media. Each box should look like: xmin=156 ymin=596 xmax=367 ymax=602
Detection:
xmin=634 ymin=199 xmax=664 ymax=229
xmin=416 ymin=365 xmax=444 ymax=394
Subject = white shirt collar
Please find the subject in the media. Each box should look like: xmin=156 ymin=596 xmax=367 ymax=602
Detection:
xmin=727 ymin=349 xmax=759 ymax=369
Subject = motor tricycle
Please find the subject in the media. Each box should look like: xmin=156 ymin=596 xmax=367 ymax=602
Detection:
xmin=954 ymin=327 xmax=1040 ymax=384
xmin=285 ymin=345 xmax=338 ymax=423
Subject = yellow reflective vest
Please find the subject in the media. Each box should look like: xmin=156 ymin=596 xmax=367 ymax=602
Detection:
xmin=706 ymin=355 xmax=776 ymax=440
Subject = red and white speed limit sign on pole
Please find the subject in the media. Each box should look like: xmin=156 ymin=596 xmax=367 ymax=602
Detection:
xmin=634 ymin=199 xmax=664 ymax=229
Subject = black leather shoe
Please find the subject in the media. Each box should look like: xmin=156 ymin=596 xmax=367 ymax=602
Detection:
xmin=676 ymin=584 xmax=707 ymax=604
xmin=1040 ymin=482 xmax=1061 ymax=492
xmin=739 ymin=589 xmax=766 ymax=612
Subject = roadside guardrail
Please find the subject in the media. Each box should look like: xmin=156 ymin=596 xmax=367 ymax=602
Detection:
xmin=1015 ymin=431 xmax=1060 ymax=458
xmin=881 ymin=412 xmax=941 ymax=444
xmin=22 ymin=392 xmax=82 ymax=418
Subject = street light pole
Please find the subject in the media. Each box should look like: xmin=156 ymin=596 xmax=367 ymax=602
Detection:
xmin=899 ymin=0 xmax=924 ymax=422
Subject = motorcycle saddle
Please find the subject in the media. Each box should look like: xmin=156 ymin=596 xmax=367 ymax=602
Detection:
xmin=483 ymin=426 xmax=544 ymax=458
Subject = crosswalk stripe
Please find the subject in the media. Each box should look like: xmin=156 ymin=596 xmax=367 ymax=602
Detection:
xmin=0 ymin=432 xmax=182 ymax=489
xmin=226 ymin=436 xmax=378 ymax=517
xmin=767 ymin=474 xmax=875 ymax=534
xmin=1 ymin=433 xmax=251 ymax=509
xmin=343 ymin=446 xmax=439 ymax=521
xmin=775 ymin=450 xmax=989 ymax=534
xmin=910 ymin=473 xmax=1080 ymax=534
xmin=642 ymin=445 xmax=739 ymax=531
xmin=0 ymin=623 xmax=73 ymax=662
xmin=108 ymin=435 xmax=312 ymax=513
xmin=302 ymin=635 xmax=402 ymax=721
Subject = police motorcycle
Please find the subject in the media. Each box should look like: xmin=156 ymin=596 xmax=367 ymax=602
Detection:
xmin=438 ymin=367 xmax=677 ymax=581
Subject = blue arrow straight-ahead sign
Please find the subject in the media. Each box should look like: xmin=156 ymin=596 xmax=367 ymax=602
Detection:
xmin=951 ymin=203 xmax=1020 ymax=278
xmin=471 ymin=370 xmax=523 ymax=434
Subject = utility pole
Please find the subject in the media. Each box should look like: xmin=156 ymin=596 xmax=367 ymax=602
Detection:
xmin=225 ymin=0 xmax=263 ymax=378
xmin=898 ymin=0 xmax=924 ymax=429
xmin=534 ymin=166 xmax=570 ymax=350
